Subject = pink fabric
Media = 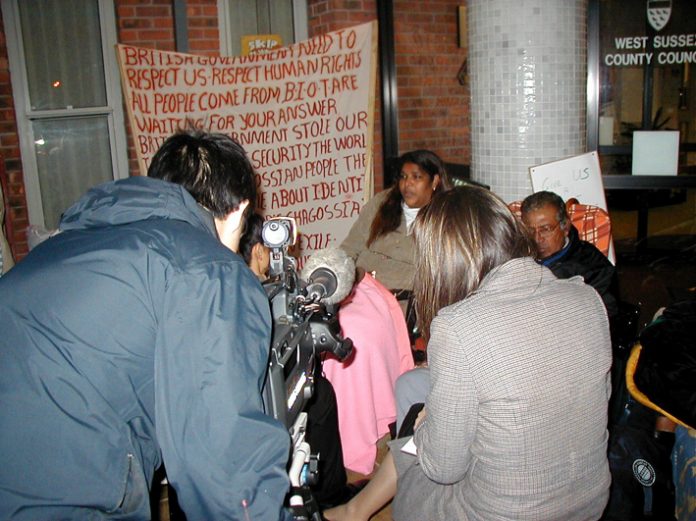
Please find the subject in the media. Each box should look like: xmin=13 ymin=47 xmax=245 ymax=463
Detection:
xmin=323 ymin=275 xmax=414 ymax=474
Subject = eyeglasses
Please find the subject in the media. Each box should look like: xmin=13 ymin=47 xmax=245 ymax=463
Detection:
xmin=527 ymin=223 xmax=560 ymax=237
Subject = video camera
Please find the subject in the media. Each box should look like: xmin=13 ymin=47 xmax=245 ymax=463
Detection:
xmin=260 ymin=217 xmax=353 ymax=520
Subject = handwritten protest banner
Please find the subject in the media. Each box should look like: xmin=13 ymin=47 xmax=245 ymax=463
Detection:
xmin=116 ymin=21 xmax=377 ymax=265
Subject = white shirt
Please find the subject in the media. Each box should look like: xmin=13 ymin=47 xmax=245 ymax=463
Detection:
xmin=402 ymin=202 xmax=420 ymax=233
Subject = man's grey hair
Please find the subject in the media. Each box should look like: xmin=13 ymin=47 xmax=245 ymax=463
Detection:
xmin=520 ymin=191 xmax=569 ymax=229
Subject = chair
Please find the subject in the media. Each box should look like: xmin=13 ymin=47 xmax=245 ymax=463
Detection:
xmin=508 ymin=199 xmax=612 ymax=258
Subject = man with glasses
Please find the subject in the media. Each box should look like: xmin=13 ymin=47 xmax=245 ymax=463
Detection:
xmin=521 ymin=190 xmax=618 ymax=317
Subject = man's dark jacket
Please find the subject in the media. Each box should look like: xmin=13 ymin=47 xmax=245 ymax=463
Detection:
xmin=540 ymin=225 xmax=618 ymax=317
xmin=0 ymin=177 xmax=291 ymax=520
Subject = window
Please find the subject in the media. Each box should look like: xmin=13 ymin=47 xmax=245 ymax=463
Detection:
xmin=591 ymin=0 xmax=696 ymax=176
xmin=587 ymin=0 xmax=695 ymax=299
xmin=2 ymin=0 xmax=127 ymax=229
xmin=217 ymin=0 xmax=308 ymax=57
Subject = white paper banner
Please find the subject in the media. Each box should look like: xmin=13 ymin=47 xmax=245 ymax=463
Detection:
xmin=117 ymin=22 xmax=377 ymax=265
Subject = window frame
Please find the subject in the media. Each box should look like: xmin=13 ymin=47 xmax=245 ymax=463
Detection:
xmin=587 ymin=0 xmax=696 ymax=189
xmin=217 ymin=0 xmax=308 ymax=56
xmin=2 ymin=0 xmax=128 ymax=228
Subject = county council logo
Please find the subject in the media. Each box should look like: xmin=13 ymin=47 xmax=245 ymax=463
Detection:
xmin=632 ymin=458 xmax=657 ymax=487
xmin=646 ymin=0 xmax=672 ymax=32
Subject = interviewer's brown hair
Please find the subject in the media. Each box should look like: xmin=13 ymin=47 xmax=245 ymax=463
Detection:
xmin=367 ymin=150 xmax=450 ymax=247
xmin=413 ymin=186 xmax=534 ymax=341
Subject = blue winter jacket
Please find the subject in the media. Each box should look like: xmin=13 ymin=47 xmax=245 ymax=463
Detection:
xmin=0 ymin=177 xmax=291 ymax=520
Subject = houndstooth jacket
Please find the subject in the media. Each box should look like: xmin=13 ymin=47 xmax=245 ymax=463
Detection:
xmin=402 ymin=257 xmax=612 ymax=521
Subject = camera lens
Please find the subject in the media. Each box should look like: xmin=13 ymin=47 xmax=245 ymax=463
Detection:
xmin=262 ymin=220 xmax=290 ymax=248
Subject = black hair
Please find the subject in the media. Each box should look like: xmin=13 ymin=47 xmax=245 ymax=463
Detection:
xmin=238 ymin=212 xmax=264 ymax=266
xmin=148 ymin=129 xmax=256 ymax=218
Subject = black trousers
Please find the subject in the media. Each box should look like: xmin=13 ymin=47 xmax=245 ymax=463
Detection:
xmin=305 ymin=369 xmax=348 ymax=507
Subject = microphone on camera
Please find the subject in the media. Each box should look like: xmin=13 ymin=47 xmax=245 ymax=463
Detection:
xmin=301 ymin=248 xmax=356 ymax=306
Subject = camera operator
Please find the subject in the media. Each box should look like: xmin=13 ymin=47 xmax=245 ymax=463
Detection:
xmin=0 ymin=130 xmax=292 ymax=520
xmin=240 ymin=215 xmax=362 ymax=510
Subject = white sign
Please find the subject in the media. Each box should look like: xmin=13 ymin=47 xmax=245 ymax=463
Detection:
xmin=529 ymin=151 xmax=607 ymax=211
xmin=632 ymin=130 xmax=680 ymax=175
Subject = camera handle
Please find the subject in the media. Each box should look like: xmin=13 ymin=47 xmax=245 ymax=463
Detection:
xmin=286 ymin=412 xmax=322 ymax=521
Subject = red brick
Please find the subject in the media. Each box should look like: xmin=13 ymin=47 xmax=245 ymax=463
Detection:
xmin=137 ymin=29 xmax=173 ymax=40
xmin=188 ymin=40 xmax=218 ymax=51
xmin=121 ymin=18 xmax=152 ymax=29
xmin=152 ymin=17 xmax=173 ymax=29
xmin=118 ymin=29 xmax=139 ymax=42
xmin=188 ymin=17 xmax=217 ymax=28
xmin=135 ymin=6 xmax=170 ymax=17
xmin=187 ymin=5 xmax=217 ymax=17
xmin=117 ymin=6 xmax=136 ymax=17
xmin=311 ymin=2 xmax=329 ymax=17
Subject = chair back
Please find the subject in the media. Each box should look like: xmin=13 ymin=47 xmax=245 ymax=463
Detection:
xmin=508 ymin=199 xmax=612 ymax=258
xmin=565 ymin=203 xmax=612 ymax=257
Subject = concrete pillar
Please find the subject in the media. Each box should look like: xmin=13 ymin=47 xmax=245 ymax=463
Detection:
xmin=468 ymin=0 xmax=587 ymax=202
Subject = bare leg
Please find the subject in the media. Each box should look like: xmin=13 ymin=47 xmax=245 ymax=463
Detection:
xmin=323 ymin=450 xmax=397 ymax=521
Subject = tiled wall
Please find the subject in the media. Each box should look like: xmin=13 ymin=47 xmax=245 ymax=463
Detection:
xmin=468 ymin=0 xmax=587 ymax=202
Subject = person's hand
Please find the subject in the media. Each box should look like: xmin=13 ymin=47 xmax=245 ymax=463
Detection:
xmin=414 ymin=407 xmax=427 ymax=428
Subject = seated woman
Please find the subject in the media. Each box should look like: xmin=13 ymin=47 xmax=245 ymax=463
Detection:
xmin=340 ymin=150 xmax=450 ymax=303
xmin=325 ymin=186 xmax=613 ymax=521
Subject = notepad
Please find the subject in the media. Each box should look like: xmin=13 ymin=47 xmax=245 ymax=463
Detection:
xmin=401 ymin=436 xmax=418 ymax=456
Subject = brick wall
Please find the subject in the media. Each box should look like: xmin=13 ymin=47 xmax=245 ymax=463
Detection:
xmin=307 ymin=0 xmax=471 ymax=188
xmin=1 ymin=0 xmax=470 ymax=260
xmin=0 ymin=6 xmax=28 ymax=260
xmin=393 ymin=1 xmax=470 ymax=166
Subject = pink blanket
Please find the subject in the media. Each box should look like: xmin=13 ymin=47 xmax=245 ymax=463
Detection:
xmin=323 ymin=275 xmax=414 ymax=474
